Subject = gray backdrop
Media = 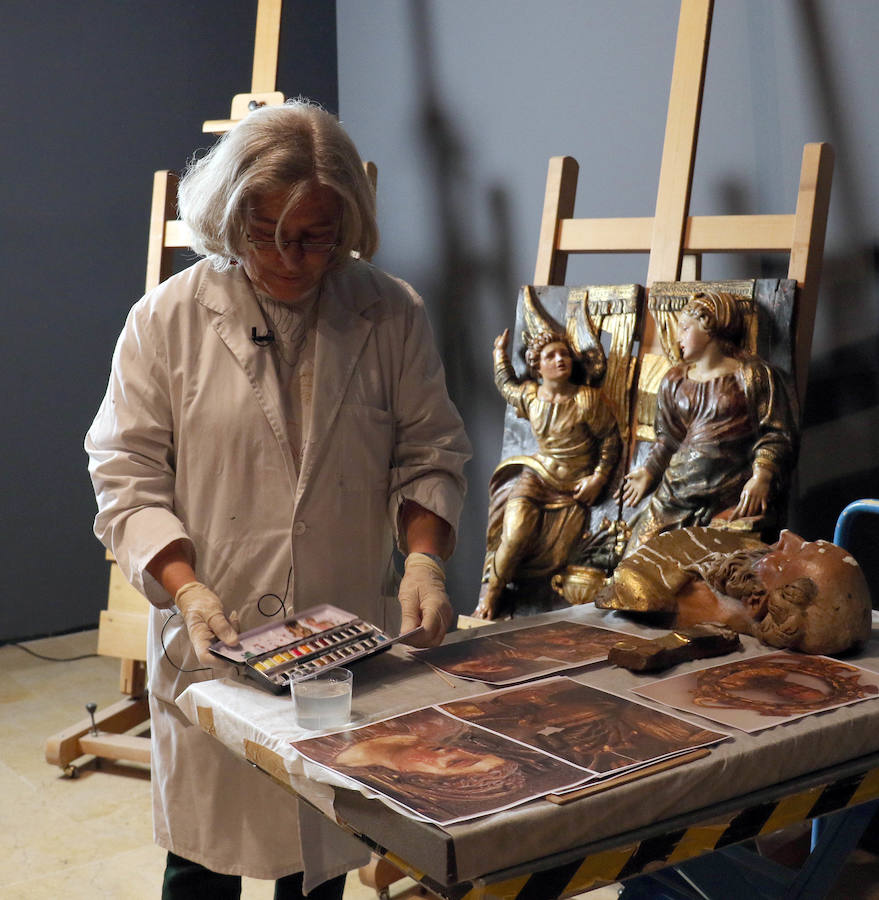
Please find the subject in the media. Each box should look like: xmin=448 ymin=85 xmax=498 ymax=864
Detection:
xmin=0 ymin=0 xmax=337 ymax=639
xmin=2 ymin=0 xmax=876 ymax=641
xmin=336 ymin=0 xmax=879 ymax=611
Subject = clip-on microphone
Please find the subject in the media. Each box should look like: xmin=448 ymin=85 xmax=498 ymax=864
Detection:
xmin=251 ymin=327 xmax=275 ymax=347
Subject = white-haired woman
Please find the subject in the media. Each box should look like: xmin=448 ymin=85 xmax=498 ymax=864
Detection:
xmin=86 ymin=99 xmax=470 ymax=898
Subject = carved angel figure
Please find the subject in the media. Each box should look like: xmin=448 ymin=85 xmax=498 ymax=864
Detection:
xmin=620 ymin=290 xmax=797 ymax=553
xmin=473 ymin=324 xmax=620 ymax=620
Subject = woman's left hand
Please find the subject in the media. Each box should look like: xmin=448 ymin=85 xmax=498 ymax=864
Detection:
xmin=398 ymin=552 xmax=454 ymax=648
xmin=732 ymin=468 xmax=772 ymax=519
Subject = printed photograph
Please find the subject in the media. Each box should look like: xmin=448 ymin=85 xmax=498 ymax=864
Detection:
xmin=441 ymin=677 xmax=727 ymax=775
xmin=411 ymin=620 xmax=632 ymax=684
xmin=291 ymin=705 xmax=589 ymax=825
xmin=634 ymin=651 xmax=879 ymax=733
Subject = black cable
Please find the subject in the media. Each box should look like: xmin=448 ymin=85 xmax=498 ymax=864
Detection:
xmin=159 ymin=611 xmax=211 ymax=674
xmin=257 ymin=566 xmax=293 ymax=618
xmin=7 ymin=643 xmax=98 ymax=662
xmin=159 ymin=568 xmax=294 ymax=673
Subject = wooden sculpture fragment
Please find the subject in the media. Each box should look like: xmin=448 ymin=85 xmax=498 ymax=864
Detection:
xmin=595 ymin=526 xmax=871 ymax=656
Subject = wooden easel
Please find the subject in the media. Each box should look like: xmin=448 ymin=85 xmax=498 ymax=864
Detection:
xmin=46 ymin=0 xmax=290 ymax=778
xmin=534 ymin=0 xmax=833 ymax=409
xmin=146 ymin=0 xmax=376 ymax=292
xmin=377 ymin=3 xmax=834 ymax=896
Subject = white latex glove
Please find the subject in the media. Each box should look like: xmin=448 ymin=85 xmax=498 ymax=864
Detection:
xmin=398 ymin=552 xmax=454 ymax=648
xmin=175 ymin=581 xmax=240 ymax=666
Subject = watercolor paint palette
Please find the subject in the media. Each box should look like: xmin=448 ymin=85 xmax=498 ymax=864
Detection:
xmin=209 ymin=603 xmax=417 ymax=694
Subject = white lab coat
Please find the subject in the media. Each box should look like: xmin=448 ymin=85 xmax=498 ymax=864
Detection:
xmin=86 ymin=257 xmax=470 ymax=879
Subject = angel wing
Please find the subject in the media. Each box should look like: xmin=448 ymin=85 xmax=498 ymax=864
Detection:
xmin=521 ymin=284 xmax=603 ymax=359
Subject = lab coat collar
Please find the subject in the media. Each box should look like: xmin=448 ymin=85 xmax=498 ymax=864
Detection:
xmin=190 ymin=259 xmax=382 ymax=504
xmin=194 ymin=264 xmax=299 ymax=486
xmin=296 ymin=261 xmax=380 ymax=507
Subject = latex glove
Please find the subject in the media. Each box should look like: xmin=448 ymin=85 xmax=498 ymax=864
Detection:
xmin=175 ymin=581 xmax=240 ymax=666
xmin=398 ymin=552 xmax=454 ymax=648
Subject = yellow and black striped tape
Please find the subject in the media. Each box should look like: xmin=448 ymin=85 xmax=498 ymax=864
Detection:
xmin=348 ymin=762 xmax=879 ymax=900
xmin=456 ymin=765 xmax=879 ymax=900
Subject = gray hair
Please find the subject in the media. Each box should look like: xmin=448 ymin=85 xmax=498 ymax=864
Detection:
xmin=178 ymin=98 xmax=379 ymax=271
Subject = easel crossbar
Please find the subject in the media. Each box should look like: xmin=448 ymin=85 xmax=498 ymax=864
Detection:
xmin=557 ymin=214 xmax=798 ymax=255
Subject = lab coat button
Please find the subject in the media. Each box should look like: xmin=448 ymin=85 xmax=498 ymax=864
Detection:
xmin=293 ymin=521 xmax=307 ymax=536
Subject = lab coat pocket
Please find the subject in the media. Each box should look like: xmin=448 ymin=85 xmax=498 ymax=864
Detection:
xmin=336 ymin=403 xmax=393 ymax=492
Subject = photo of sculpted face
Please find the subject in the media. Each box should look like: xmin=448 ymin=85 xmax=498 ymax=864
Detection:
xmin=596 ymin=526 xmax=871 ymax=656
xmin=291 ymin=706 xmax=586 ymax=824
xmin=335 ymin=734 xmax=508 ymax=775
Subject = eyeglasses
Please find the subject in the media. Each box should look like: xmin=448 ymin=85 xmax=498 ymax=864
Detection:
xmin=245 ymin=234 xmax=338 ymax=255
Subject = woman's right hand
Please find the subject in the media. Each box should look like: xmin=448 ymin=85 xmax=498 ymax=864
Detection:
xmin=174 ymin=581 xmax=240 ymax=665
xmin=617 ymin=467 xmax=654 ymax=507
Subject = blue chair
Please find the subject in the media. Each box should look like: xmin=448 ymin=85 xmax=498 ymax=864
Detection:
xmin=833 ymin=499 xmax=879 ymax=550
xmin=808 ymin=500 xmax=879 ymax=858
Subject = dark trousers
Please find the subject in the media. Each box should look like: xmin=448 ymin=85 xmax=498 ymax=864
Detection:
xmin=161 ymin=851 xmax=348 ymax=900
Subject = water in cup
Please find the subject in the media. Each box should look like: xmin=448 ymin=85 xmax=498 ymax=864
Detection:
xmin=293 ymin=668 xmax=352 ymax=730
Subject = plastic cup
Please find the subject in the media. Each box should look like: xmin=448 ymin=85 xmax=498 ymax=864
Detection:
xmin=292 ymin=667 xmax=353 ymax=730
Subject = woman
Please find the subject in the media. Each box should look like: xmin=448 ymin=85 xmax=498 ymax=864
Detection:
xmin=86 ymin=99 xmax=470 ymax=898
xmin=619 ymin=290 xmax=796 ymax=553
xmin=472 ymin=328 xmax=620 ymax=619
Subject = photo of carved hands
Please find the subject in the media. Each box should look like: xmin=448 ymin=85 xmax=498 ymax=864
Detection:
xmin=441 ymin=677 xmax=726 ymax=776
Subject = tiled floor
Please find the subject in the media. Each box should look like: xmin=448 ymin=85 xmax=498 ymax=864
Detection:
xmin=2 ymin=630 xmax=878 ymax=899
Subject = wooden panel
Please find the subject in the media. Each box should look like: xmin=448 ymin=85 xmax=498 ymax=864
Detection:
xmin=558 ymin=217 xmax=654 ymax=253
xmin=683 ymin=214 xmax=795 ymax=252
xmin=119 ymin=658 xmax=147 ymax=696
xmin=145 ymin=170 xmax=180 ymax=292
xmin=79 ymin=733 xmax=151 ymax=765
xmin=163 ymin=219 xmax=192 ymax=249
xmin=45 ymin=695 xmax=150 ymax=767
xmin=97 ymin=609 xmax=149 ymax=662
xmin=107 ymin=563 xmax=150 ymax=614
xmin=557 ymin=214 xmax=796 ymax=255
xmin=203 ymin=91 xmax=286 ymax=134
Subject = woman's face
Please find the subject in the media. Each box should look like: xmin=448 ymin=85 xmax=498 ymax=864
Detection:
xmin=537 ymin=341 xmax=572 ymax=383
xmin=240 ymin=185 xmax=341 ymax=304
xmin=677 ymin=312 xmax=712 ymax=362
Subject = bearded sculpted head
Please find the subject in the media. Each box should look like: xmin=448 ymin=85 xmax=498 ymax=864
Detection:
xmin=750 ymin=531 xmax=872 ymax=654
xmin=597 ymin=527 xmax=872 ymax=656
